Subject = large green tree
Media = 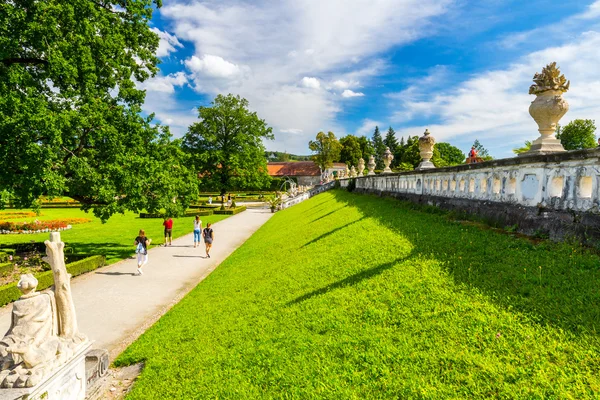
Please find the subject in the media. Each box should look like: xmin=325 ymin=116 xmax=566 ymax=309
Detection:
xmin=372 ymin=126 xmax=386 ymax=169
xmin=309 ymin=131 xmax=342 ymax=172
xmin=0 ymin=0 xmax=199 ymax=220
xmin=357 ymin=136 xmax=374 ymax=161
xmin=383 ymin=126 xmax=399 ymax=166
xmin=435 ymin=142 xmax=465 ymax=166
xmin=183 ymin=94 xmax=273 ymax=196
xmin=339 ymin=135 xmax=362 ymax=168
xmin=556 ymin=119 xmax=597 ymax=150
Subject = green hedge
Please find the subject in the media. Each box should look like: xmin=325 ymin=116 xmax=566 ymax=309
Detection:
xmin=0 ymin=263 xmax=12 ymax=277
xmin=139 ymin=210 xmax=213 ymax=218
xmin=0 ymin=242 xmax=46 ymax=253
xmin=214 ymin=206 xmax=247 ymax=215
xmin=0 ymin=255 xmax=106 ymax=308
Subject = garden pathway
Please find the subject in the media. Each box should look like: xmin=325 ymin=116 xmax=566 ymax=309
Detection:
xmin=0 ymin=208 xmax=273 ymax=359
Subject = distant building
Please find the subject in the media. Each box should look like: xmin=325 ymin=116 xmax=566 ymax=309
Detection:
xmin=267 ymin=162 xmax=346 ymax=186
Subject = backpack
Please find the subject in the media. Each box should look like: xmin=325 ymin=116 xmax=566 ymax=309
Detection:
xmin=135 ymin=240 xmax=146 ymax=255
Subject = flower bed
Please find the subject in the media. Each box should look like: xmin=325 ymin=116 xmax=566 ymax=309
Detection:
xmin=0 ymin=212 xmax=38 ymax=220
xmin=0 ymin=218 xmax=91 ymax=234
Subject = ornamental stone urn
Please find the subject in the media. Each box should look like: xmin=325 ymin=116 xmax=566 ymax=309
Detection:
xmin=416 ymin=129 xmax=436 ymax=170
xmin=350 ymin=166 xmax=357 ymax=178
xmin=367 ymin=155 xmax=376 ymax=175
xmin=345 ymin=165 xmax=350 ymax=178
xmin=522 ymin=62 xmax=569 ymax=155
xmin=357 ymin=158 xmax=365 ymax=177
xmin=382 ymin=147 xmax=394 ymax=174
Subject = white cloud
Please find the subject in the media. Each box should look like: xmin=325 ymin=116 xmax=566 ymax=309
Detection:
xmin=355 ymin=119 xmax=382 ymax=137
xmin=341 ymin=89 xmax=365 ymax=98
xmin=139 ymin=72 xmax=188 ymax=94
xmin=301 ymin=77 xmax=321 ymax=89
xmin=185 ymin=54 xmax=243 ymax=79
xmin=158 ymin=0 xmax=453 ymax=153
xmin=280 ymin=128 xmax=304 ymax=134
xmin=150 ymin=27 xmax=183 ymax=57
xmin=389 ymin=31 xmax=600 ymax=158
xmin=332 ymin=79 xmax=359 ymax=90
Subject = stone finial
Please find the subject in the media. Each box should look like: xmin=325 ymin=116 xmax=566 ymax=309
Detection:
xmin=357 ymin=158 xmax=365 ymax=177
xmin=382 ymin=147 xmax=394 ymax=174
xmin=522 ymin=62 xmax=568 ymax=155
xmin=350 ymin=166 xmax=357 ymax=178
xmin=529 ymin=62 xmax=570 ymax=95
xmin=367 ymin=155 xmax=376 ymax=175
xmin=416 ymin=129 xmax=436 ymax=170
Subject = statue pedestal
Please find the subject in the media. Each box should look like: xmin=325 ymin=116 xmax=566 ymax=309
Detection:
xmin=519 ymin=136 xmax=566 ymax=156
xmin=0 ymin=341 xmax=92 ymax=400
xmin=416 ymin=160 xmax=435 ymax=170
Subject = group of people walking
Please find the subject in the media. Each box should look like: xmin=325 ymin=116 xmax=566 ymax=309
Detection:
xmin=133 ymin=216 xmax=215 ymax=276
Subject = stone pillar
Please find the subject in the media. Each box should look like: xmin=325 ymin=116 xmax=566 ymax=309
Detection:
xmin=522 ymin=62 xmax=569 ymax=155
xmin=416 ymin=129 xmax=436 ymax=170
xmin=367 ymin=155 xmax=376 ymax=176
xmin=382 ymin=147 xmax=394 ymax=174
xmin=357 ymin=158 xmax=365 ymax=177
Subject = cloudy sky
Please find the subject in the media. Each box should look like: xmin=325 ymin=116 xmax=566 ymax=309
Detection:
xmin=142 ymin=0 xmax=600 ymax=158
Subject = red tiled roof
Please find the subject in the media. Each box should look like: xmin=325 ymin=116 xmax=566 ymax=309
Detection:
xmin=267 ymin=162 xmax=321 ymax=177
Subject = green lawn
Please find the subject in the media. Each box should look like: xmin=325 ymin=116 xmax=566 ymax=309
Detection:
xmin=115 ymin=190 xmax=600 ymax=398
xmin=0 ymin=209 xmax=229 ymax=264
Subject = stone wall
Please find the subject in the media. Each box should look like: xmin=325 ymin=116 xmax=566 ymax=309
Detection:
xmin=339 ymin=148 xmax=600 ymax=243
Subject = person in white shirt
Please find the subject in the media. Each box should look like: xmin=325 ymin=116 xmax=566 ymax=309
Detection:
xmin=193 ymin=216 xmax=202 ymax=248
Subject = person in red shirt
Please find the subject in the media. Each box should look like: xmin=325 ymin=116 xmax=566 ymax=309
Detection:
xmin=162 ymin=217 xmax=174 ymax=246
xmin=468 ymin=146 xmax=478 ymax=163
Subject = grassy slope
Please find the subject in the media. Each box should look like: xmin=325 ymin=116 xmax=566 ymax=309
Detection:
xmin=0 ymin=209 xmax=228 ymax=264
xmin=116 ymin=190 xmax=600 ymax=399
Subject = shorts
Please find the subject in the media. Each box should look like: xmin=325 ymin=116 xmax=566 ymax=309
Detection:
xmin=204 ymin=238 xmax=213 ymax=245
xmin=164 ymin=228 xmax=172 ymax=238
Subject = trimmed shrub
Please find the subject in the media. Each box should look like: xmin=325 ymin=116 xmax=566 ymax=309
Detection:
xmin=0 ymin=255 xmax=106 ymax=308
xmin=0 ymin=263 xmax=13 ymax=276
xmin=139 ymin=210 xmax=213 ymax=218
xmin=214 ymin=206 xmax=247 ymax=215
xmin=0 ymin=243 xmax=46 ymax=253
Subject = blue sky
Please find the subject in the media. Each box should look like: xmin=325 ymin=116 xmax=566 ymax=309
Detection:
xmin=141 ymin=0 xmax=600 ymax=158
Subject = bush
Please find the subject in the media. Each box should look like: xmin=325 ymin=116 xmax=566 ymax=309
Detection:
xmin=0 ymin=255 xmax=106 ymax=308
xmin=0 ymin=262 xmax=12 ymax=276
xmin=346 ymin=178 xmax=356 ymax=192
xmin=139 ymin=210 xmax=213 ymax=218
xmin=214 ymin=206 xmax=247 ymax=215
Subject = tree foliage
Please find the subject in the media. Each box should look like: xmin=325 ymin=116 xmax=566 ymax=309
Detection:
xmin=0 ymin=0 xmax=199 ymax=220
xmin=357 ymin=136 xmax=374 ymax=162
xmin=435 ymin=142 xmax=465 ymax=166
xmin=183 ymin=94 xmax=274 ymax=196
xmin=472 ymin=139 xmax=493 ymax=160
xmin=556 ymin=119 xmax=597 ymax=150
xmin=309 ymin=131 xmax=342 ymax=172
xmin=512 ymin=141 xmax=532 ymax=155
xmin=372 ymin=126 xmax=386 ymax=169
xmin=339 ymin=135 xmax=363 ymax=168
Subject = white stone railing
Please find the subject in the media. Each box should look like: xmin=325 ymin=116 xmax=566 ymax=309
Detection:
xmin=339 ymin=148 xmax=600 ymax=213
xmin=281 ymin=181 xmax=336 ymax=209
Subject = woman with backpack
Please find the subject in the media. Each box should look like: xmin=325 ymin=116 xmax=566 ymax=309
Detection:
xmin=202 ymin=223 xmax=214 ymax=258
xmin=134 ymin=229 xmax=151 ymax=275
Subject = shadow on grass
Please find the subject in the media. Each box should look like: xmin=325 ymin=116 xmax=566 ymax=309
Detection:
xmin=288 ymin=256 xmax=408 ymax=305
xmin=330 ymin=190 xmax=600 ymax=336
xmin=301 ymin=217 xmax=366 ymax=248
xmin=310 ymin=206 xmax=347 ymax=223
xmin=63 ymin=242 xmax=132 ymax=263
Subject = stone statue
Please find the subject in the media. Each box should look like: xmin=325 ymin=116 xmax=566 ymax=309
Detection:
xmin=0 ymin=233 xmax=87 ymax=389
xmin=382 ymin=147 xmax=394 ymax=174
xmin=524 ymin=62 xmax=569 ymax=155
xmin=357 ymin=158 xmax=365 ymax=177
xmin=416 ymin=129 xmax=436 ymax=170
xmin=367 ymin=155 xmax=376 ymax=176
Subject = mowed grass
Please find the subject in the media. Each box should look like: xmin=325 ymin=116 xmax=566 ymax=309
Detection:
xmin=115 ymin=190 xmax=600 ymax=399
xmin=0 ymin=209 xmax=228 ymax=264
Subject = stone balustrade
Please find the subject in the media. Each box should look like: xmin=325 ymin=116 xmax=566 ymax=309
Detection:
xmin=341 ymin=148 xmax=600 ymax=213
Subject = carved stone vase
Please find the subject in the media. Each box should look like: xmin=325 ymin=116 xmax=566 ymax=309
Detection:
xmin=367 ymin=155 xmax=376 ymax=176
xmin=416 ymin=129 xmax=436 ymax=170
xmin=350 ymin=166 xmax=357 ymax=178
xmin=527 ymin=89 xmax=568 ymax=154
xmin=382 ymin=147 xmax=394 ymax=174
xmin=357 ymin=158 xmax=365 ymax=177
